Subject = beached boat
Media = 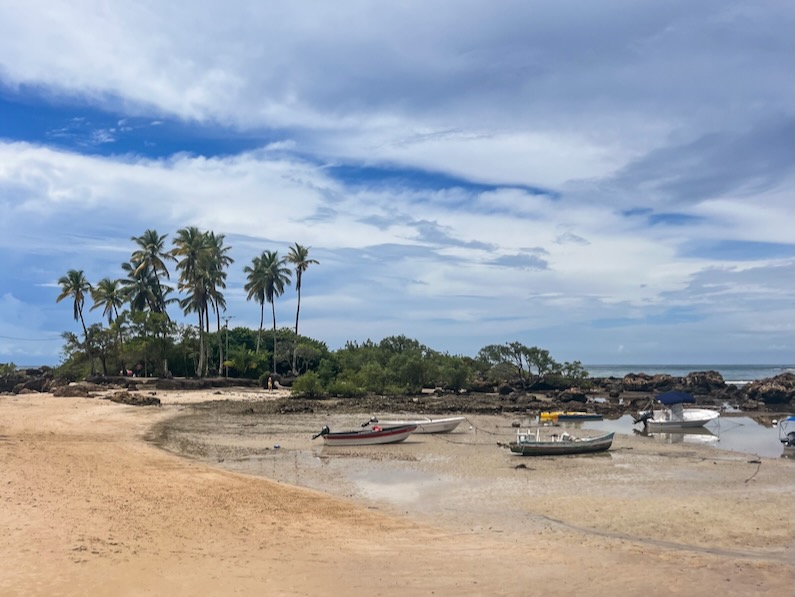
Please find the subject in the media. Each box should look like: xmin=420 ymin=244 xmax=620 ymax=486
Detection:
xmin=540 ymin=411 xmax=603 ymax=422
xmin=508 ymin=429 xmax=615 ymax=456
xmin=633 ymin=391 xmax=720 ymax=430
xmin=312 ymin=424 xmax=416 ymax=446
xmin=364 ymin=415 xmax=465 ymax=434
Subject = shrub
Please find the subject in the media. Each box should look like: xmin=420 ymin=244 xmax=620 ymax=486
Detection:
xmin=291 ymin=371 xmax=325 ymax=399
xmin=326 ymin=380 xmax=366 ymax=398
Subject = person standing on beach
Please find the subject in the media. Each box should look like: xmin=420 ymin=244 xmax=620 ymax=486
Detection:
xmin=267 ymin=376 xmax=273 ymax=391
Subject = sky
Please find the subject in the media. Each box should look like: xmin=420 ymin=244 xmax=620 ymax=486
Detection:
xmin=0 ymin=0 xmax=793 ymax=367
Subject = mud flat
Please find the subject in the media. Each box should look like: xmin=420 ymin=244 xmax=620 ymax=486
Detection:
xmin=1 ymin=390 xmax=793 ymax=597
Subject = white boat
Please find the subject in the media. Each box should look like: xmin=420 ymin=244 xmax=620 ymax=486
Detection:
xmin=312 ymin=424 xmax=416 ymax=446
xmin=634 ymin=391 xmax=720 ymax=430
xmin=365 ymin=415 xmax=465 ymax=434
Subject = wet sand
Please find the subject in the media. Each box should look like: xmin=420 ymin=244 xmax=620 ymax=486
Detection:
xmin=1 ymin=388 xmax=793 ymax=596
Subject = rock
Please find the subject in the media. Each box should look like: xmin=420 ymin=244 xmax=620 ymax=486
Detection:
xmin=106 ymin=390 xmax=161 ymax=406
xmin=742 ymin=373 xmax=795 ymax=405
xmin=622 ymin=373 xmax=675 ymax=392
xmin=559 ymin=389 xmax=588 ymax=403
xmin=52 ymin=385 xmax=92 ymax=398
xmin=682 ymin=370 xmax=726 ymax=394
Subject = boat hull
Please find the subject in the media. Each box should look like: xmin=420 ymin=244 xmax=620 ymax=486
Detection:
xmin=321 ymin=425 xmax=417 ymax=446
xmin=509 ymin=432 xmax=615 ymax=456
xmin=373 ymin=416 xmax=465 ymax=434
xmin=645 ymin=408 xmax=720 ymax=430
xmin=541 ymin=411 xmax=603 ymax=422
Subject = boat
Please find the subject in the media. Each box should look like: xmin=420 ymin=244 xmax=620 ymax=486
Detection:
xmin=633 ymin=391 xmax=720 ymax=430
xmin=540 ymin=411 xmax=603 ymax=422
xmin=364 ymin=415 xmax=465 ymax=434
xmin=508 ymin=429 xmax=615 ymax=456
xmin=778 ymin=416 xmax=795 ymax=453
xmin=311 ymin=424 xmax=417 ymax=446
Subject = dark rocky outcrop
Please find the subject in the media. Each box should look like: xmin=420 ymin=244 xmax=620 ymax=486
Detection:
xmin=52 ymin=384 xmax=95 ymax=398
xmin=620 ymin=373 xmax=675 ymax=392
xmin=742 ymin=373 xmax=795 ymax=405
xmin=106 ymin=390 xmax=161 ymax=406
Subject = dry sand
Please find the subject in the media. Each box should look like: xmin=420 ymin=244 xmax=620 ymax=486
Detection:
xmin=1 ymin=388 xmax=793 ymax=597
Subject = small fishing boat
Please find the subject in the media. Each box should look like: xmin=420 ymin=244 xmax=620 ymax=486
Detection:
xmin=633 ymin=391 xmax=720 ymax=430
xmin=508 ymin=429 xmax=614 ymax=456
xmin=540 ymin=411 xmax=603 ymax=422
xmin=312 ymin=424 xmax=417 ymax=446
xmin=364 ymin=415 xmax=465 ymax=434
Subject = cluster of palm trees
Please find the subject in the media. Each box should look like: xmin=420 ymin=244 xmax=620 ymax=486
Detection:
xmin=56 ymin=228 xmax=317 ymax=377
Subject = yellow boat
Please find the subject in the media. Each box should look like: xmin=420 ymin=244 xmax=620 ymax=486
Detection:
xmin=540 ymin=411 xmax=603 ymax=422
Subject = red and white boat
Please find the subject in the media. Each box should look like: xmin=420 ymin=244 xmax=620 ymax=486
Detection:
xmin=312 ymin=424 xmax=417 ymax=446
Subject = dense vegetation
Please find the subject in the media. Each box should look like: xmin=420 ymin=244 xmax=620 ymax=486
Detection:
xmin=47 ymin=228 xmax=588 ymax=396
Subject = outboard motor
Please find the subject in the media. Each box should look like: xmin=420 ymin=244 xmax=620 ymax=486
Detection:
xmin=784 ymin=431 xmax=795 ymax=448
xmin=312 ymin=425 xmax=330 ymax=440
xmin=361 ymin=416 xmax=378 ymax=427
xmin=633 ymin=410 xmax=653 ymax=427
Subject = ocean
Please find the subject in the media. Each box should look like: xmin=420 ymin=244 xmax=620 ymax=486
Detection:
xmin=583 ymin=364 xmax=794 ymax=385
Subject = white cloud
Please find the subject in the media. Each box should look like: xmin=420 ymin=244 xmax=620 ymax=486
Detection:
xmin=0 ymin=0 xmax=791 ymax=364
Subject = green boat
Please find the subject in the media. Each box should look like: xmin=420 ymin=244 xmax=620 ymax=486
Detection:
xmin=509 ymin=429 xmax=615 ymax=456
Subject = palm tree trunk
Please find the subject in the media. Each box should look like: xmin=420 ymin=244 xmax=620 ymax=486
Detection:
xmin=271 ymin=302 xmax=277 ymax=375
xmin=256 ymin=303 xmax=264 ymax=353
xmin=292 ymin=285 xmax=301 ymax=375
xmin=78 ymin=308 xmax=96 ymax=375
xmin=197 ymin=310 xmax=205 ymax=378
xmin=204 ymin=308 xmax=211 ymax=377
xmin=216 ymin=303 xmax=222 ymax=376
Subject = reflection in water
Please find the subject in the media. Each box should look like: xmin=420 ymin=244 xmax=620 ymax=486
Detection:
xmin=633 ymin=426 xmax=720 ymax=445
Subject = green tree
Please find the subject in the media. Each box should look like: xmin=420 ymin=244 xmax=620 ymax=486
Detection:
xmin=286 ymin=243 xmax=318 ymax=374
xmin=172 ymin=227 xmax=212 ymax=376
xmin=262 ymin=251 xmax=292 ymax=376
xmin=243 ymin=253 xmax=268 ymax=354
xmin=56 ymin=269 xmax=92 ymax=335
xmin=90 ymin=278 xmax=126 ymax=372
xmin=206 ymin=232 xmax=234 ymax=375
xmin=477 ymin=342 xmax=558 ymax=389
xmin=245 ymin=251 xmax=291 ymax=373
xmin=56 ymin=269 xmax=94 ymax=373
xmin=130 ymin=229 xmax=174 ymax=314
xmin=90 ymin=278 xmax=124 ymax=324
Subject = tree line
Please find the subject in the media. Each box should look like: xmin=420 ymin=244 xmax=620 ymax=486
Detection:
xmin=55 ymin=228 xmax=317 ymax=380
xmin=52 ymin=227 xmax=588 ymax=395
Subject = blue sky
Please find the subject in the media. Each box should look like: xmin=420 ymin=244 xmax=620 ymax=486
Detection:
xmin=0 ymin=0 xmax=792 ymax=367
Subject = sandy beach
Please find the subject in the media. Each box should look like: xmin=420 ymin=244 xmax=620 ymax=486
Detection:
xmin=1 ymin=388 xmax=793 ymax=597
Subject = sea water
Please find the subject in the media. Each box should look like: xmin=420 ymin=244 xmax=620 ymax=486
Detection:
xmin=584 ymin=364 xmax=793 ymax=385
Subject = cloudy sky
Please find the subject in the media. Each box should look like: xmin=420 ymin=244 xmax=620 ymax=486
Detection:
xmin=0 ymin=0 xmax=792 ymax=367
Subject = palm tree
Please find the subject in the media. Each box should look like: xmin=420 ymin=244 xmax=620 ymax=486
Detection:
xmin=56 ymin=269 xmax=92 ymax=335
xmin=172 ymin=227 xmax=213 ymax=376
xmin=56 ymin=269 xmax=94 ymax=373
xmin=207 ymin=232 xmax=234 ymax=374
xmin=286 ymin=243 xmax=318 ymax=373
xmin=262 ymin=250 xmax=292 ymax=376
xmin=119 ymin=260 xmax=160 ymax=313
xmin=243 ymin=253 xmax=267 ymax=354
xmin=90 ymin=278 xmax=124 ymax=324
xmin=130 ymin=229 xmax=174 ymax=315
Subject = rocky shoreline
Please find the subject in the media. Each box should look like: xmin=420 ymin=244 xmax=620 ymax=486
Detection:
xmin=2 ymin=367 xmax=794 ymax=417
